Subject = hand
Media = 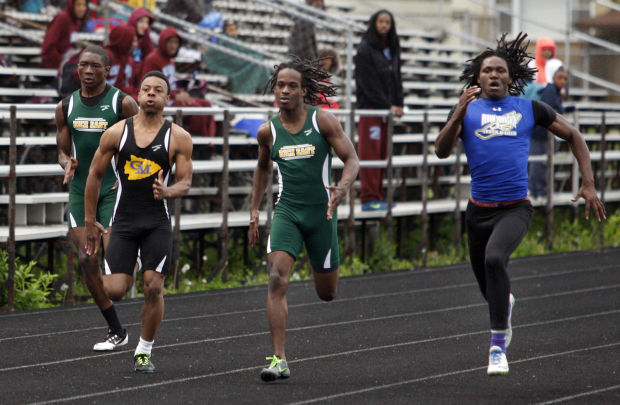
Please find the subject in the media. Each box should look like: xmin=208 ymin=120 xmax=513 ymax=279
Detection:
xmin=248 ymin=210 xmax=259 ymax=247
xmin=454 ymin=86 xmax=481 ymax=121
xmin=85 ymin=220 xmax=106 ymax=256
xmin=572 ymin=184 xmax=606 ymax=222
xmin=112 ymin=179 xmax=119 ymax=190
xmin=63 ymin=157 xmax=77 ymax=185
xmin=326 ymin=185 xmax=347 ymax=220
xmin=153 ymin=170 xmax=167 ymax=200
xmin=390 ymin=106 xmax=404 ymax=117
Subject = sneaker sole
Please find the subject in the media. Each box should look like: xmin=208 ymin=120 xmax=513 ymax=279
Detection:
xmin=260 ymin=370 xmax=278 ymax=382
xmin=135 ymin=368 xmax=155 ymax=374
xmin=487 ymin=369 xmax=509 ymax=376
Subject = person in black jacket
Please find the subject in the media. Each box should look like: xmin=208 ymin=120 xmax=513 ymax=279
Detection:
xmin=528 ymin=63 xmax=567 ymax=201
xmin=355 ymin=9 xmax=404 ymax=211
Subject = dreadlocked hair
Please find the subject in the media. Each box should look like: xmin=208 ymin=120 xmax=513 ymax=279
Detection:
xmin=460 ymin=32 xmax=537 ymax=96
xmin=265 ymin=55 xmax=337 ymax=106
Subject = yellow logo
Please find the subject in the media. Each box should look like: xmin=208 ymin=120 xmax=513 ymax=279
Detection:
xmin=73 ymin=117 xmax=109 ymax=132
xmin=278 ymin=144 xmax=316 ymax=160
xmin=124 ymin=155 xmax=161 ymax=180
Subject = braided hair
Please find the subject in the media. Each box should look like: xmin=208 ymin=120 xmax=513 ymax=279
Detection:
xmin=460 ymin=32 xmax=537 ymax=96
xmin=265 ymin=55 xmax=337 ymax=106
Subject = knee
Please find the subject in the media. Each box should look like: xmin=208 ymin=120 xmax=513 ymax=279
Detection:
xmin=143 ymin=280 xmax=163 ymax=302
xmin=78 ymin=252 xmax=99 ymax=276
xmin=268 ymin=271 xmax=289 ymax=294
xmin=317 ymin=288 xmax=337 ymax=302
xmin=485 ymin=253 xmax=505 ymax=275
xmin=103 ymin=280 xmax=126 ymax=301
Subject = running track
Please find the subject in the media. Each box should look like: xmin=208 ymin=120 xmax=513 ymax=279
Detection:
xmin=1 ymin=249 xmax=619 ymax=404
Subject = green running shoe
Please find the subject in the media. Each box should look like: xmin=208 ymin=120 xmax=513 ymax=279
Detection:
xmin=134 ymin=352 xmax=155 ymax=374
xmin=260 ymin=355 xmax=290 ymax=381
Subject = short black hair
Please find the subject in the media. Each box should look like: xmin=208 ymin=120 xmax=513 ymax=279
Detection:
xmin=460 ymin=32 xmax=537 ymax=96
xmin=141 ymin=70 xmax=171 ymax=95
xmin=265 ymin=55 xmax=337 ymax=106
xmin=81 ymin=45 xmax=110 ymax=67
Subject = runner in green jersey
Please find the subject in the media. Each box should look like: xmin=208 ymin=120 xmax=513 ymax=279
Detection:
xmin=249 ymin=57 xmax=359 ymax=382
xmin=56 ymin=46 xmax=139 ymax=351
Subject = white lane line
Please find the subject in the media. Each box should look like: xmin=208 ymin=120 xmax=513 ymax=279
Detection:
xmin=28 ymin=336 xmax=620 ymax=404
xmin=3 ymin=257 xmax=615 ymax=318
xmin=535 ymin=384 xmax=620 ymax=404
xmin=2 ymin=286 xmax=619 ymax=373
xmin=1 ymin=265 xmax=614 ymax=342
xmin=287 ymin=341 xmax=620 ymax=404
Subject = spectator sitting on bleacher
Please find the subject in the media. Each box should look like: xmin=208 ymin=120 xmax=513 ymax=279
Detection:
xmin=289 ymin=0 xmax=324 ymax=61
xmin=142 ymin=26 xmax=215 ymax=137
xmin=104 ymin=24 xmax=139 ymax=100
xmin=203 ymin=20 xmax=270 ymax=94
xmin=41 ymin=0 xmax=89 ymax=69
xmin=127 ymin=7 xmax=154 ymax=80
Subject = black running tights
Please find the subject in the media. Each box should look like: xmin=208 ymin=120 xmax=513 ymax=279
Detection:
xmin=466 ymin=200 xmax=533 ymax=330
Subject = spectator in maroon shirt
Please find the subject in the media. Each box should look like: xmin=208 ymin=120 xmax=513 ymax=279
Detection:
xmin=41 ymin=0 xmax=89 ymax=69
xmin=127 ymin=7 xmax=154 ymax=78
xmin=142 ymin=26 xmax=215 ymax=137
xmin=104 ymin=24 xmax=139 ymax=100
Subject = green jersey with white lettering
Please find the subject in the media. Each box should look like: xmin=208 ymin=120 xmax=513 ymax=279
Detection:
xmin=270 ymin=106 xmax=332 ymax=206
xmin=66 ymin=86 xmax=122 ymax=195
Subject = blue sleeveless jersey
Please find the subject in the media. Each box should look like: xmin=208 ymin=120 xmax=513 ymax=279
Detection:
xmin=461 ymin=96 xmax=535 ymax=202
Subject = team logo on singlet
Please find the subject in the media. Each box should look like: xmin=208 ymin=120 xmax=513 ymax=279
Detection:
xmin=72 ymin=117 xmax=109 ymax=132
xmin=475 ymin=111 xmax=522 ymax=140
xmin=278 ymin=144 xmax=316 ymax=160
xmin=124 ymin=155 xmax=161 ymax=180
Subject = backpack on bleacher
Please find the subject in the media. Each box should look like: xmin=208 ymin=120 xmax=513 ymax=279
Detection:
xmin=57 ymin=48 xmax=83 ymax=98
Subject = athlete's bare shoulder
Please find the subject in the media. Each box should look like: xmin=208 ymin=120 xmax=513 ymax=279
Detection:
xmin=170 ymin=122 xmax=192 ymax=143
xmin=256 ymin=121 xmax=273 ymax=147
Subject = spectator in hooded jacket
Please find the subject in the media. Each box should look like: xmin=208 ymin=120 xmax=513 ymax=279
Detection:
xmin=142 ymin=26 xmax=215 ymax=137
xmin=41 ymin=0 xmax=89 ymax=69
xmin=127 ymin=7 xmax=154 ymax=78
xmin=104 ymin=24 xmax=139 ymax=100
xmin=289 ymin=0 xmax=323 ymax=61
xmin=354 ymin=9 xmax=403 ymax=211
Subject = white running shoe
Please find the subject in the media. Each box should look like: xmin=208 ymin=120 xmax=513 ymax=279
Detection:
xmin=93 ymin=328 xmax=128 ymax=351
xmin=487 ymin=345 xmax=509 ymax=375
xmin=506 ymin=293 xmax=515 ymax=348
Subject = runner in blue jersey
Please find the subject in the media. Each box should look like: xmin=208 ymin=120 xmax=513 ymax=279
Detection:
xmin=435 ymin=33 xmax=606 ymax=376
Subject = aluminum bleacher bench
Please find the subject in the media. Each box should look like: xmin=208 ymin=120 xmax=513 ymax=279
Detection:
xmin=0 ymin=192 xmax=66 ymax=226
xmin=0 ymin=66 xmax=56 ymax=77
xmin=0 ymin=87 xmax=59 ymax=98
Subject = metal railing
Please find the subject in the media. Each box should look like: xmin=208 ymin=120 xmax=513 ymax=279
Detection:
xmin=2 ymin=103 xmax=620 ymax=308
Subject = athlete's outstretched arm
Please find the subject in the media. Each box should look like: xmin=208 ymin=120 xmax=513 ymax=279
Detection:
xmin=548 ymin=114 xmax=606 ymax=222
xmin=84 ymin=121 xmax=123 ymax=256
xmin=435 ymin=86 xmax=480 ymax=158
xmin=153 ymin=125 xmax=193 ymax=200
xmin=55 ymin=101 xmax=77 ymax=185
xmin=319 ymin=110 xmax=360 ymax=220
xmin=249 ymin=123 xmax=273 ymax=247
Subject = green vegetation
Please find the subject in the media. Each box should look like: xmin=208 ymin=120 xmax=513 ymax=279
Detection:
xmin=2 ymin=206 xmax=618 ymax=309
xmin=0 ymin=250 xmax=59 ymax=310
